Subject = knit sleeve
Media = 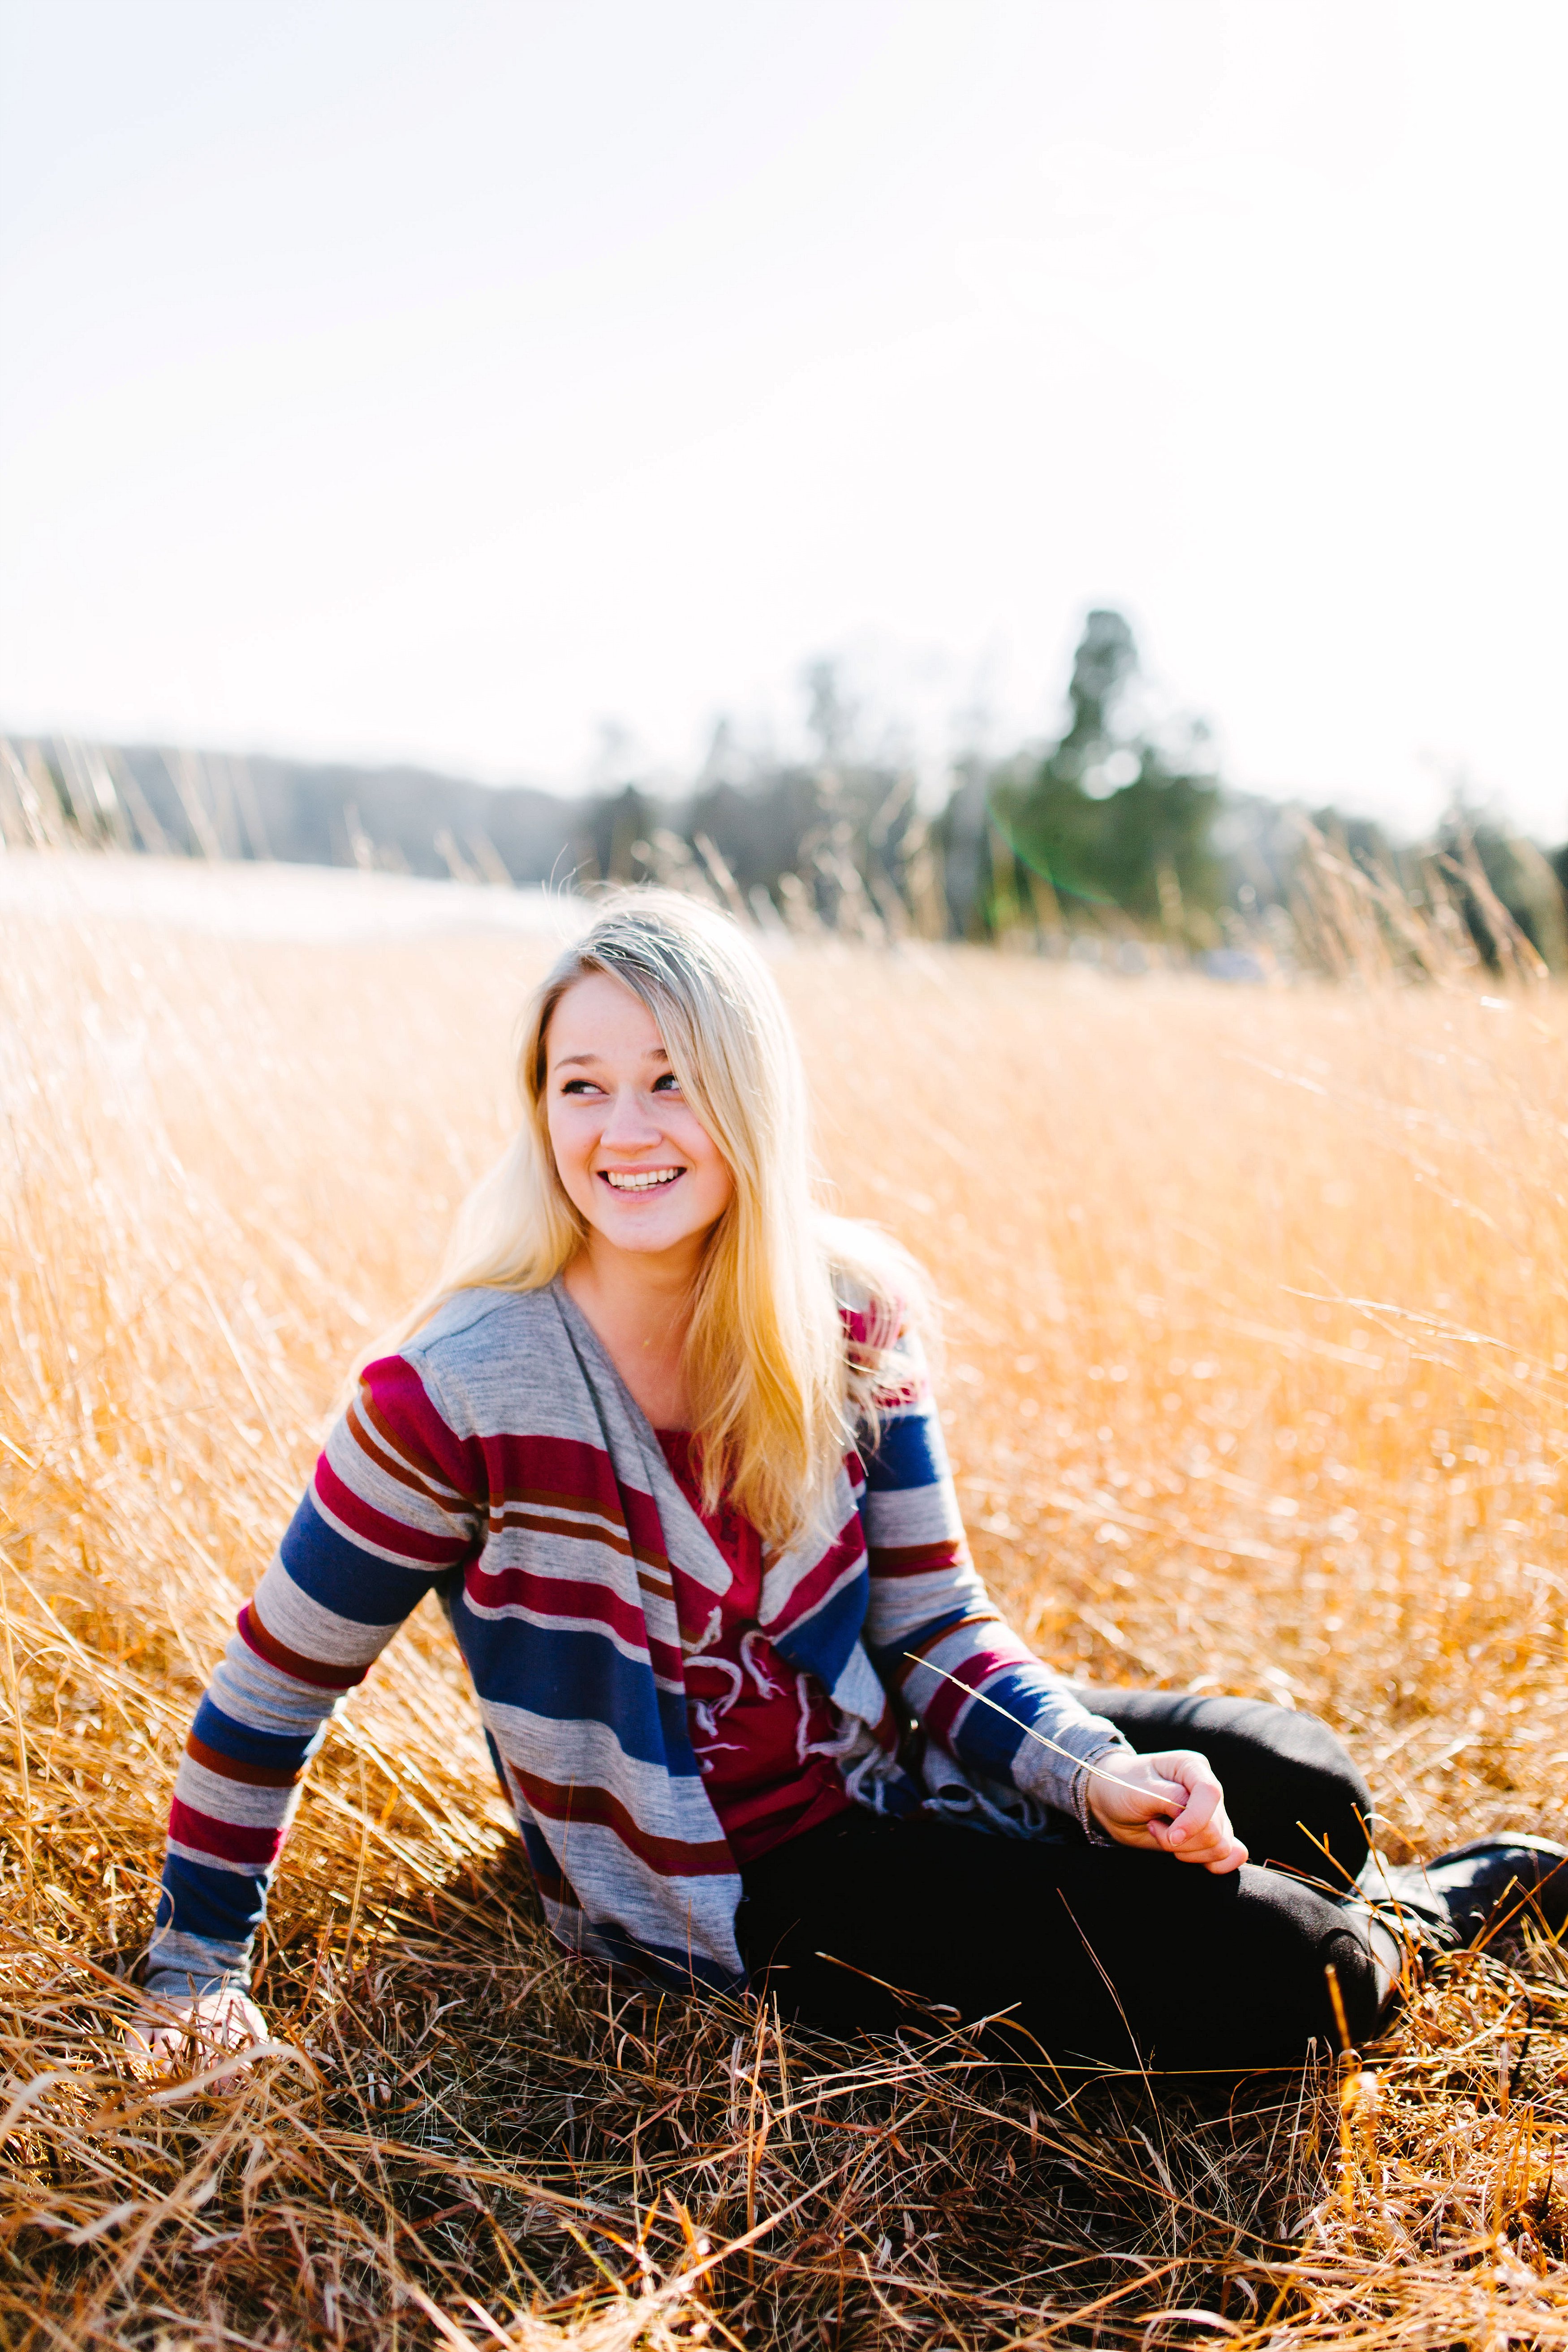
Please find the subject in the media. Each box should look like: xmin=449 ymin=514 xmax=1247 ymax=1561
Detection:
xmin=857 ymin=1331 xmax=1132 ymax=1828
xmin=145 ymin=1350 xmax=484 ymax=1998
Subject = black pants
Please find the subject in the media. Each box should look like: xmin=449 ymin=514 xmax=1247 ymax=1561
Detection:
xmin=735 ymin=1688 xmax=1379 ymax=2073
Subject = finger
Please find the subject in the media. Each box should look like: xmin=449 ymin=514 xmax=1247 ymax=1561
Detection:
xmin=1154 ymin=1753 xmax=1224 ymax=1843
xmin=1142 ymin=1810 xmax=1177 ymax=1848
xmin=1165 ymin=1780 xmax=1220 ymax=1845
xmin=1124 ymin=1772 xmax=1188 ymax=1826
xmin=1182 ymin=1805 xmax=1243 ymax=1867
xmin=1162 ymin=1792 xmax=1242 ymax=1866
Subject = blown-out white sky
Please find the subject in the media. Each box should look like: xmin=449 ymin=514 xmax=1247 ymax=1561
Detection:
xmin=1 ymin=0 xmax=1564 ymax=831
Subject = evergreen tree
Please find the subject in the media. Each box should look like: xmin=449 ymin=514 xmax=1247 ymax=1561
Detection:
xmin=986 ymin=610 xmax=1222 ymax=936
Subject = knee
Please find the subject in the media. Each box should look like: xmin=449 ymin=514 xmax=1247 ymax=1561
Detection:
xmin=1265 ymin=1704 xmax=1372 ymax=1843
xmin=1323 ymin=1921 xmax=1382 ymax=2046
xmin=1269 ymin=1703 xmax=1364 ymax=1788
xmin=1211 ymin=1696 xmax=1369 ymax=1832
xmin=1241 ymin=1874 xmax=1380 ymax=2057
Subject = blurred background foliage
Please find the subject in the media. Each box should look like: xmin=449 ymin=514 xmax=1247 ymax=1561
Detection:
xmin=4 ymin=609 xmax=1566 ymax=979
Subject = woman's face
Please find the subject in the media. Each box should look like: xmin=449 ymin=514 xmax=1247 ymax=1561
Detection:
xmin=544 ymin=973 xmax=734 ymax=1263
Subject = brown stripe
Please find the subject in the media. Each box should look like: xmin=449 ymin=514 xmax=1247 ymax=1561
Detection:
xmin=510 ymin=1767 xmax=735 ymax=1879
xmin=241 ymin=1600 xmax=369 ymax=1692
xmin=896 ymin=1611 xmax=995 ymax=1666
xmin=508 ymin=1484 xmax=633 ymax=1516
xmin=484 ymin=1505 xmax=673 ymax=1581
xmin=185 ymin=1731 xmax=301 ymax=1789
xmin=349 ymin=1395 xmax=466 ymax=1510
xmin=493 ymin=1488 xmax=675 ymax=1581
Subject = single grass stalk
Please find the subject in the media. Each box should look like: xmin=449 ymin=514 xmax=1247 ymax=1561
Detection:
xmin=902 ymin=1653 xmax=1181 ymax=1814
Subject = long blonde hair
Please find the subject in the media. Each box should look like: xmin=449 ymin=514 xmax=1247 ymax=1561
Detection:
xmin=393 ymin=890 xmax=917 ymax=1547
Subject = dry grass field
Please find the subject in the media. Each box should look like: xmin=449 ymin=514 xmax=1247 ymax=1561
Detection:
xmin=4 ymin=855 xmax=1568 ymax=2349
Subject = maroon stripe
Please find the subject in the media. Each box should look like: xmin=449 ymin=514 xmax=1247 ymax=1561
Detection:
xmin=899 ymin=1625 xmax=1038 ymax=1741
xmin=464 ymin=1564 xmax=681 ymax=1678
xmin=238 ymin=1601 xmax=368 ymax=1691
xmin=868 ymin=1540 xmax=967 ymax=1578
xmin=898 ymin=1611 xmax=994 ymax=1661
xmin=772 ymin=1516 xmax=866 ymax=1628
xmin=479 ymin=1434 xmax=673 ymax=1560
xmin=168 ymin=1797 xmax=284 ymax=1869
xmin=314 ymin=1452 xmax=466 ymax=1568
xmin=503 ymin=1483 xmax=639 ymax=1516
xmin=359 ymin=1354 xmax=486 ymax=1499
xmin=510 ymin=1768 xmax=735 ymax=1879
xmin=494 ymin=1491 xmax=676 ymax=1583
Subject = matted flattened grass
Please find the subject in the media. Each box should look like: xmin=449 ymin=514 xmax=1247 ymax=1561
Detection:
xmin=4 ymin=866 xmax=1568 ymax=2348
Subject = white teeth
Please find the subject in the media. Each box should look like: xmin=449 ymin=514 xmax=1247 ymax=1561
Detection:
xmin=603 ymin=1168 xmax=682 ymax=1191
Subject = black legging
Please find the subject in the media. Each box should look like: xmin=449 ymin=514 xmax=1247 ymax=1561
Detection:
xmin=735 ymin=1688 xmax=1379 ymax=2074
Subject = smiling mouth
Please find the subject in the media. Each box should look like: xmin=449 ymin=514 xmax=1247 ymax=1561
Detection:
xmin=599 ymin=1167 xmax=685 ymax=1193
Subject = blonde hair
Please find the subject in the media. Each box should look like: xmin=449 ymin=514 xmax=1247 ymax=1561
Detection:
xmin=391 ymin=890 xmax=918 ymax=1548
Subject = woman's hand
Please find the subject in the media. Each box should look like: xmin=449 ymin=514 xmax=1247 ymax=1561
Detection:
xmin=1086 ymin=1749 xmax=1248 ymax=1875
xmin=125 ymin=1986 xmax=271 ymax=2083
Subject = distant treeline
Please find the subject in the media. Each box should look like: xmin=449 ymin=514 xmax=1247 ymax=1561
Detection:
xmin=5 ymin=611 xmax=1566 ymax=974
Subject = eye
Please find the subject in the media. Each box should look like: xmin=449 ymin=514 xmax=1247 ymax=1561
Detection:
xmin=560 ymin=1077 xmax=603 ymax=1096
xmin=651 ymin=1072 xmax=681 ymax=1093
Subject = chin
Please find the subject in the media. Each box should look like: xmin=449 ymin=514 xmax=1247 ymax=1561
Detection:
xmin=595 ymin=1203 xmax=719 ymax=1254
xmin=590 ymin=1205 xmax=676 ymax=1241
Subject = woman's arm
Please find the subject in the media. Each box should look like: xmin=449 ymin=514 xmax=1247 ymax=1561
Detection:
xmin=858 ymin=1344 xmax=1244 ymax=1870
xmin=857 ymin=1333 xmax=1136 ymax=1826
xmin=145 ymin=1350 xmax=484 ymax=2003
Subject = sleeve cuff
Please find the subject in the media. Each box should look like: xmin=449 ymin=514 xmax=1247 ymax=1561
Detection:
xmin=1006 ymin=1702 xmax=1135 ymax=1827
xmin=143 ymin=1924 xmax=251 ymax=2000
xmin=144 ymin=1967 xmax=241 ymax=2002
xmin=1069 ymin=1737 xmax=1137 ymax=1838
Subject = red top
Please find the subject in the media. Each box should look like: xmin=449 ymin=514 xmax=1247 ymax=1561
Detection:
xmin=657 ymin=1430 xmax=853 ymax=1865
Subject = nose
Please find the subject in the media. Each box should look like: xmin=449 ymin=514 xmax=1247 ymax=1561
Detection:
xmin=599 ymin=1083 xmax=664 ymax=1153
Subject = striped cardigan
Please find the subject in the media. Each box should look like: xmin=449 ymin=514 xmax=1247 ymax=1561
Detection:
xmin=147 ymin=1277 xmax=1129 ymax=1997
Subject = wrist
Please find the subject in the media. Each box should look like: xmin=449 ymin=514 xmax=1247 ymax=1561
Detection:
xmin=1076 ymin=1740 xmax=1137 ymax=1839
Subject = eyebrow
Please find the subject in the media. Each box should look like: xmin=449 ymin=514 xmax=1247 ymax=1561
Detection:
xmin=552 ymin=1046 xmax=671 ymax=1070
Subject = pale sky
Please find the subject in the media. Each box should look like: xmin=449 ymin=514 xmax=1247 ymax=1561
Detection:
xmin=2 ymin=0 xmax=1564 ymax=832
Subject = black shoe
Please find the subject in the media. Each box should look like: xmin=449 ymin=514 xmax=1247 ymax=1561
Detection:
xmin=1365 ymin=1837 xmax=1568 ymax=1950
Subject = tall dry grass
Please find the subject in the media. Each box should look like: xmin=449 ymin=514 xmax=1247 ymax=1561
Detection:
xmin=4 ymin=856 xmax=1568 ymax=2348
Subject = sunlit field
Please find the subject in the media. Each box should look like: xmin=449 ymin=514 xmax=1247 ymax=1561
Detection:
xmin=4 ymin=856 xmax=1568 ymax=2349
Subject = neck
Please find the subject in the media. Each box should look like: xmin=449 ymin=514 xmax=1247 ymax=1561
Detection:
xmin=569 ymin=1228 xmax=706 ymax=1326
xmin=561 ymin=1231 xmax=711 ymax=1430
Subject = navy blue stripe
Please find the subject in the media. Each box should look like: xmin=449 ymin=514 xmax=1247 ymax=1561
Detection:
xmin=450 ymin=1600 xmax=700 ymax=1772
xmin=482 ymin=1726 xmax=514 ymax=1813
xmin=592 ymin=1920 xmax=741 ymax=1996
xmin=191 ymin=1697 xmax=323 ymax=1773
xmin=771 ymin=1567 xmax=870 ymax=1692
xmin=944 ymin=1663 xmax=1037 ymax=1779
xmin=280 ymin=1487 xmax=447 ymax=1625
xmin=159 ymin=1852 xmax=268 ymax=1945
xmin=517 ymin=1814 xmax=569 ymax=1889
xmin=862 ymin=1409 xmax=948 ymax=1492
xmin=867 ymin=1602 xmax=975 ymax=1678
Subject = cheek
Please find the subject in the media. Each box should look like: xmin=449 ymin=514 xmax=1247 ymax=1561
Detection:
xmin=683 ymin=1120 xmax=730 ymax=1191
xmin=700 ymin=1148 xmax=736 ymax=1209
xmin=546 ymin=1108 xmax=586 ymax=1177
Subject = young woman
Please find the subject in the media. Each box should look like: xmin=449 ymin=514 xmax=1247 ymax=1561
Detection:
xmin=140 ymin=892 xmax=1568 ymax=2077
